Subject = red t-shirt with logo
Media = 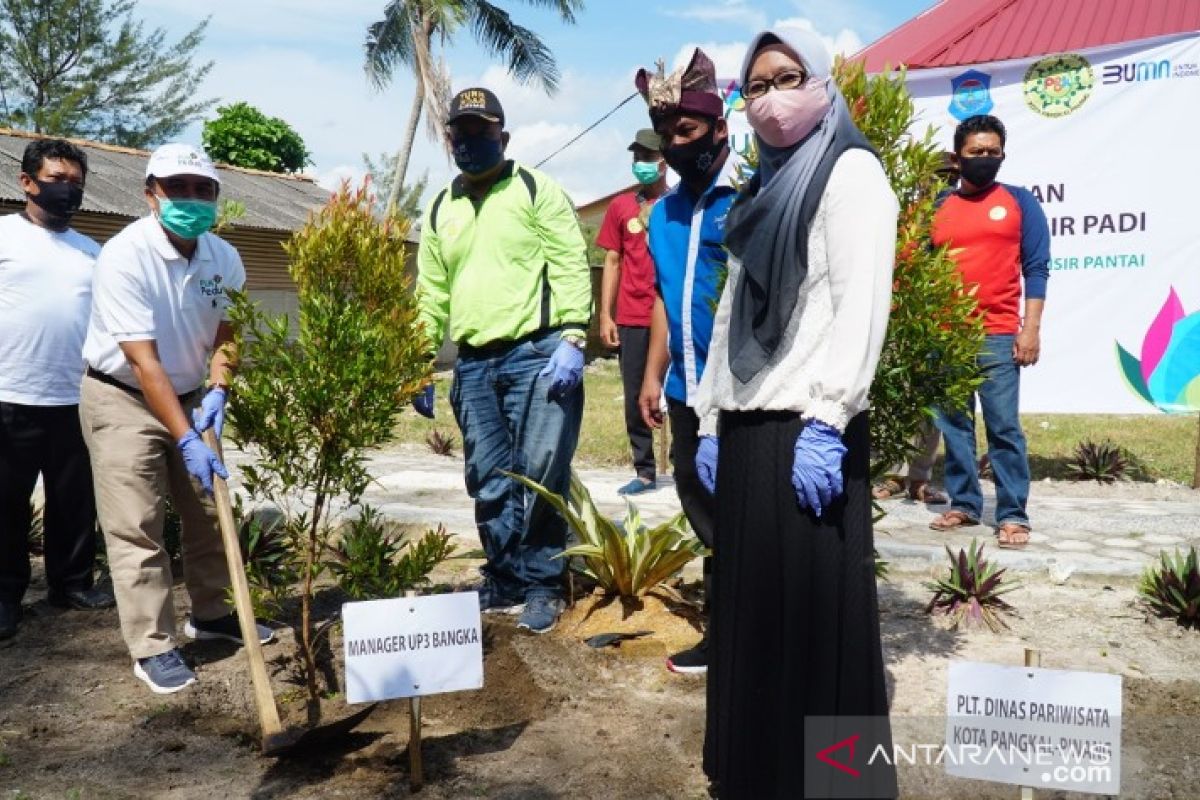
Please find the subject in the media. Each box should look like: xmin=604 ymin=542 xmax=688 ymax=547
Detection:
xmin=596 ymin=190 xmax=657 ymax=327
xmin=932 ymin=182 xmax=1051 ymax=334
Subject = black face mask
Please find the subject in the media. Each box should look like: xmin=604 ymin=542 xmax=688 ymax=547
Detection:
xmin=28 ymin=179 xmax=84 ymax=225
xmin=958 ymin=155 xmax=1003 ymax=189
xmin=663 ymin=126 xmax=727 ymax=185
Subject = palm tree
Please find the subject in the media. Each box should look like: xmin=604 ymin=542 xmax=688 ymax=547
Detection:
xmin=364 ymin=0 xmax=584 ymax=215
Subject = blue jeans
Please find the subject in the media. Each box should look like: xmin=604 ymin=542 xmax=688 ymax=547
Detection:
xmin=935 ymin=334 xmax=1030 ymax=527
xmin=449 ymin=330 xmax=583 ymax=600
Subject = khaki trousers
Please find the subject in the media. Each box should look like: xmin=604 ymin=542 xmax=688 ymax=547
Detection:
xmin=79 ymin=375 xmax=231 ymax=659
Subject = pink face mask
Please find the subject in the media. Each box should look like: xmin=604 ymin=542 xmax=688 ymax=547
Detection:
xmin=745 ymin=77 xmax=832 ymax=148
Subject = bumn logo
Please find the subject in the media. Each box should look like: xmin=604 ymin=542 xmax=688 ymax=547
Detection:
xmin=1102 ymin=59 xmax=1170 ymax=84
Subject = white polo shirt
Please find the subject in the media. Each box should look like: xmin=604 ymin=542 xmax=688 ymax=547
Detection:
xmin=83 ymin=216 xmax=246 ymax=395
xmin=0 ymin=213 xmax=100 ymax=406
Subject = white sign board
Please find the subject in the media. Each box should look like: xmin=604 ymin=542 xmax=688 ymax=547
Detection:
xmin=904 ymin=33 xmax=1200 ymax=413
xmin=343 ymin=592 xmax=483 ymax=703
xmin=945 ymin=661 xmax=1121 ymax=795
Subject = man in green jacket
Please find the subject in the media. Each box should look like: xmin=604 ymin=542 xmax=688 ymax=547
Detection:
xmin=417 ymin=87 xmax=592 ymax=634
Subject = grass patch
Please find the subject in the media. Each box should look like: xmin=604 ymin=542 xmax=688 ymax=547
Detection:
xmin=390 ymin=360 xmax=1198 ymax=485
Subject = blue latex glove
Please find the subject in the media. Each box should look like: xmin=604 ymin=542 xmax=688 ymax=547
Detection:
xmin=696 ymin=435 xmax=718 ymax=494
xmin=538 ymin=340 xmax=584 ymax=400
xmin=791 ymin=421 xmax=847 ymax=517
xmin=191 ymin=386 xmax=227 ymax=438
xmin=413 ymin=384 xmax=435 ymax=418
xmin=178 ymin=429 xmax=229 ymax=495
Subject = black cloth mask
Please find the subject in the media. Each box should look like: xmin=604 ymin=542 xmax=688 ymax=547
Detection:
xmin=663 ymin=127 xmax=727 ymax=185
xmin=958 ymin=155 xmax=1003 ymax=188
xmin=28 ymin=180 xmax=84 ymax=225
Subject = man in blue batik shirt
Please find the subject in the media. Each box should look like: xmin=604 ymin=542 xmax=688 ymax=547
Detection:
xmin=634 ymin=47 xmax=739 ymax=676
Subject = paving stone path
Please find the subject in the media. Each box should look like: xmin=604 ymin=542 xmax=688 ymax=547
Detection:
xmin=225 ymin=444 xmax=1200 ymax=580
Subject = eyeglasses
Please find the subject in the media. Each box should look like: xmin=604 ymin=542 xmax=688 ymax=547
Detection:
xmin=742 ymin=69 xmax=807 ymax=100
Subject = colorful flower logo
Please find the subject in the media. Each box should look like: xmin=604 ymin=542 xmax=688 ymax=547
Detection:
xmin=1116 ymin=287 xmax=1200 ymax=412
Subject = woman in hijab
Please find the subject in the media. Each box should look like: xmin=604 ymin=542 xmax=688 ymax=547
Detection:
xmin=694 ymin=28 xmax=899 ymax=799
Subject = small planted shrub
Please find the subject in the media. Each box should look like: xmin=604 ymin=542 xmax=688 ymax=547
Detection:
xmin=925 ymin=539 xmax=1019 ymax=632
xmin=232 ymin=496 xmax=298 ymax=621
xmin=426 ymin=429 xmax=458 ymax=457
xmin=1139 ymin=547 xmax=1200 ymax=627
xmin=1068 ymin=439 xmax=1129 ymax=483
xmin=507 ymin=470 xmax=707 ymax=598
xmin=325 ymin=506 xmax=455 ymax=600
xmin=874 ymin=548 xmax=890 ymax=582
xmin=28 ymin=503 xmax=44 ymax=556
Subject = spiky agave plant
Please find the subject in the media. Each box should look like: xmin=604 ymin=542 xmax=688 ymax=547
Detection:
xmin=924 ymin=539 xmax=1019 ymax=633
xmin=506 ymin=470 xmax=708 ymax=598
xmin=1138 ymin=547 xmax=1200 ymax=627
xmin=426 ymin=429 xmax=458 ymax=457
xmin=1068 ymin=439 xmax=1130 ymax=483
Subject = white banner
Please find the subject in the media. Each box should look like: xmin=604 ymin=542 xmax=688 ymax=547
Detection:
xmin=905 ymin=33 xmax=1200 ymax=413
xmin=343 ymin=592 xmax=483 ymax=703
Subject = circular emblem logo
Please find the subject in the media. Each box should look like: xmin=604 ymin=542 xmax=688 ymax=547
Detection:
xmin=1023 ymin=53 xmax=1094 ymax=118
xmin=989 ymin=205 xmax=1008 ymax=221
xmin=626 ymin=217 xmax=644 ymax=235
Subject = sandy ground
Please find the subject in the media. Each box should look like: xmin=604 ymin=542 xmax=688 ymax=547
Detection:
xmin=1 ymin=556 xmax=1198 ymax=800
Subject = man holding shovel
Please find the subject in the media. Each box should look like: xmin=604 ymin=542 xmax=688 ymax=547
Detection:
xmin=80 ymin=144 xmax=272 ymax=694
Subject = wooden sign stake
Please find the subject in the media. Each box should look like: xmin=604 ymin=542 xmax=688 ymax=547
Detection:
xmin=1020 ymin=648 xmax=1042 ymax=800
xmin=405 ymin=589 xmax=424 ymax=791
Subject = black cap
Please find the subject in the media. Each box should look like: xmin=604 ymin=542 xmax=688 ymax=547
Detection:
xmin=447 ymin=87 xmax=505 ymax=127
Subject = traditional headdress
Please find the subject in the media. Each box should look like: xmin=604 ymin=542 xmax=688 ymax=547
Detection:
xmin=635 ymin=48 xmax=724 ymax=122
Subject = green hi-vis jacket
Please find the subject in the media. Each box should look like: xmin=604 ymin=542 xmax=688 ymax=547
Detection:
xmin=416 ymin=160 xmax=592 ymax=350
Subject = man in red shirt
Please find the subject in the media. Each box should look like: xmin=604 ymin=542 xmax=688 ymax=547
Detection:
xmin=929 ymin=114 xmax=1050 ymax=548
xmin=597 ymin=129 xmax=668 ymax=495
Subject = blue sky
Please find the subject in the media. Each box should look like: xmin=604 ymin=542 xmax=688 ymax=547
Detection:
xmin=136 ymin=0 xmax=936 ymax=204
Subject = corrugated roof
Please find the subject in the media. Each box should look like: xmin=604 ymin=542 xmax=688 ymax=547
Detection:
xmin=0 ymin=128 xmax=331 ymax=232
xmin=856 ymin=0 xmax=1200 ymax=72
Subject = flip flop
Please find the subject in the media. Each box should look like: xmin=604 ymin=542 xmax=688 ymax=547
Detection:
xmin=872 ymin=478 xmax=905 ymax=500
xmin=929 ymin=510 xmax=979 ymax=531
xmin=997 ymin=523 xmax=1031 ymax=549
xmin=910 ymin=483 xmax=950 ymax=505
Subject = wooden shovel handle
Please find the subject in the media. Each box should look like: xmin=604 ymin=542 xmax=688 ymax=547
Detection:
xmin=203 ymin=429 xmax=284 ymax=742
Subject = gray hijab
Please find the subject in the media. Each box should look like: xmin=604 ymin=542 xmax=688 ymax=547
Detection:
xmin=724 ymin=28 xmax=874 ymax=383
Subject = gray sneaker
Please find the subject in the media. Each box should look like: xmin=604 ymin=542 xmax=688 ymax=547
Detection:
xmin=184 ymin=614 xmax=275 ymax=645
xmin=516 ymin=595 xmax=564 ymax=634
xmin=134 ymin=649 xmax=196 ymax=694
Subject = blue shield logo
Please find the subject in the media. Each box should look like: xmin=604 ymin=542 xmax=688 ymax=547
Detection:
xmin=949 ymin=69 xmax=994 ymax=120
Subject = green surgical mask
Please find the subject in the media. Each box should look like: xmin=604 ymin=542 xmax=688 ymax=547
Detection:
xmin=631 ymin=160 xmax=662 ymax=185
xmin=158 ymin=198 xmax=218 ymax=239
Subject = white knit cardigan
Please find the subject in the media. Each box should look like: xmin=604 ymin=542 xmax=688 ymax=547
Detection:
xmin=695 ymin=148 xmax=899 ymax=433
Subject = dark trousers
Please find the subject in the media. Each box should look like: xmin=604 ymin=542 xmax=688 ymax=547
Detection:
xmin=667 ymin=401 xmax=716 ymax=605
xmin=617 ymin=325 xmax=656 ymax=480
xmin=0 ymin=402 xmax=97 ymax=604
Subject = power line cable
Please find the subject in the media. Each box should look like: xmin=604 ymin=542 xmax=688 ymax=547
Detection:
xmin=534 ymin=91 xmax=640 ymax=169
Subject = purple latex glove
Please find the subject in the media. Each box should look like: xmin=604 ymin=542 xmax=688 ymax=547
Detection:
xmin=696 ymin=435 xmax=718 ymax=494
xmin=538 ymin=340 xmax=584 ymax=400
xmin=413 ymin=384 xmax=435 ymax=418
xmin=792 ymin=420 xmax=847 ymax=517
xmin=178 ymin=429 xmax=229 ymax=495
xmin=191 ymin=386 xmax=227 ymax=437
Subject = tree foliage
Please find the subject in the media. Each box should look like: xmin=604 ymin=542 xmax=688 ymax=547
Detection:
xmin=362 ymin=0 xmax=583 ymax=210
xmin=227 ymin=183 xmax=430 ymax=716
xmin=362 ymin=152 xmax=427 ymax=220
xmin=835 ymin=59 xmax=985 ymax=480
xmin=0 ymin=0 xmax=213 ymax=147
xmin=202 ymin=101 xmax=311 ymax=173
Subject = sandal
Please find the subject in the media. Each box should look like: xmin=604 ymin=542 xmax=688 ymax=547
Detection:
xmin=997 ymin=523 xmax=1031 ymax=549
xmin=929 ymin=510 xmax=979 ymax=531
xmin=872 ymin=478 xmax=905 ymax=501
xmin=908 ymin=481 xmax=949 ymax=505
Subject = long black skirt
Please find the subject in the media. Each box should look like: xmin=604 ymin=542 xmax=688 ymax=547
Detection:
xmin=705 ymin=410 xmax=897 ymax=800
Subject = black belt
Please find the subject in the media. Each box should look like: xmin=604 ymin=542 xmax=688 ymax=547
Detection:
xmin=456 ymin=326 xmax=564 ymax=359
xmin=86 ymin=366 xmax=200 ymax=402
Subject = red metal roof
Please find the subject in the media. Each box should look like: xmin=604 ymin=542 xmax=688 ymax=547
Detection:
xmin=856 ymin=0 xmax=1200 ymax=72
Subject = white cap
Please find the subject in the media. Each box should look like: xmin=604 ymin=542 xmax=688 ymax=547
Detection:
xmin=145 ymin=143 xmax=220 ymax=183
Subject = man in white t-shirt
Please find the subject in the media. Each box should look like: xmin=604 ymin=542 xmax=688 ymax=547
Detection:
xmin=79 ymin=143 xmax=272 ymax=694
xmin=0 ymin=138 xmax=116 ymax=641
